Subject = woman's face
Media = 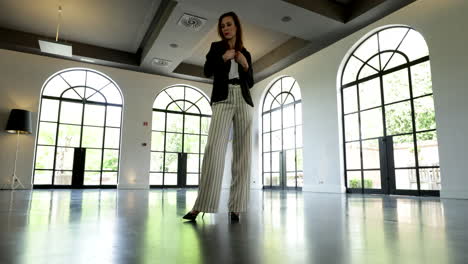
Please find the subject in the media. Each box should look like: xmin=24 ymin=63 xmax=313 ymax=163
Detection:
xmin=220 ymin=16 xmax=237 ymax=40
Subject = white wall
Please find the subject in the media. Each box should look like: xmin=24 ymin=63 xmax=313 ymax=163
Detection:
xmin=251 ymin=0 xmax=468 ymax=199
xmin=0 ymin=50 xmax=213 ymax=189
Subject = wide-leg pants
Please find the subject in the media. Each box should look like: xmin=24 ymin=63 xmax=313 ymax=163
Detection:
xmin=192 ymin=85 xmax=252 ymax=213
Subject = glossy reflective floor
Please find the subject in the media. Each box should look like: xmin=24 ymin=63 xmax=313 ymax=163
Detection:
xmin=1 ymin=189 xmax=467 ymax=264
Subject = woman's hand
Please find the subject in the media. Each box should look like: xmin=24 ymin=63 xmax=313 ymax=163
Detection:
xmin=235 ymin=51 xmax=249 ymax=71
xmin=222 ymin=49 xmax=236 ymax=62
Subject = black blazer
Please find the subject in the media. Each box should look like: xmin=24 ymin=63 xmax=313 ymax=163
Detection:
xmin=204 ymin=41 xmax=255 ymax=107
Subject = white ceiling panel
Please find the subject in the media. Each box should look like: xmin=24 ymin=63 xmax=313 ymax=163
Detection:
xmin=177 ymin=0 xmax=344 ymax=40
xmin=0 ymin=0 xmax=161 ymax=52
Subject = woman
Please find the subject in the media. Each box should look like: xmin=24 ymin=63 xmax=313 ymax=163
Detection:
xmin=183 ymin=11 xmax=254 ymax=222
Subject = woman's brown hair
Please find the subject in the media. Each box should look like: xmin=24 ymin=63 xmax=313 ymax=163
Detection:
xmin=217 ymin=11 xmax=244 ymax=51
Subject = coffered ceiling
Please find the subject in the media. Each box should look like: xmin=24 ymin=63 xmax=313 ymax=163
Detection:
xmin=0 ymin=0 xmax=417 ymax=83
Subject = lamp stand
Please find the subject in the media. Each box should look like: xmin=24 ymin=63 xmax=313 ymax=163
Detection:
xmin=11 ymin=131 xmax=25 ymax=190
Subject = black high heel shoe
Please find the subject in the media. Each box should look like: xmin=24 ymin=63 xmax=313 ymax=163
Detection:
xmin=229 ymin=212 xmax=240 ymax=222
xmin=182 ymin=211 xmax=205 ymax=221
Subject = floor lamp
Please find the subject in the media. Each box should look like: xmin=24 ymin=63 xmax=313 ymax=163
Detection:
xmin=5 ymin=109 xmax=32 ymax=190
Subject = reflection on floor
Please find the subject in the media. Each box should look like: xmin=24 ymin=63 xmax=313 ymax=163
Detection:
xmin=0 ymin=189 xmax=467 ymax=264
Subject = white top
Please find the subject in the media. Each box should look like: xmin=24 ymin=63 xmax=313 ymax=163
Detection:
xmin=229 ymin=59 xmax=239 ymax=79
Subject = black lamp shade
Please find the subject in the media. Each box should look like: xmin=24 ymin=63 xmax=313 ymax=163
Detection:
xmin=5 ymin=109 xmax=32 ymax=134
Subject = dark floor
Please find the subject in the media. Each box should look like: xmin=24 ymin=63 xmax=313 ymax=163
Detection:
xmin=0 ymin=189 xmax=467 ymax=264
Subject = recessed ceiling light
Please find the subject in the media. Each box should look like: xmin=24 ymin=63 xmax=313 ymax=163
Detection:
xmin=170 ymin=43 xmax=178 ymax=48
xmin=152 ymin=58 xmax=172 ymax=67
xmin=80 ymin=58 xmax=95 ymax=63
xmin=281 ymin=16 xmax=292 ymax=22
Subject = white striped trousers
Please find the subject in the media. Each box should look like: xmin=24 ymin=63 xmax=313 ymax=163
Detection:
xmin=192 ymin=85 xmax=252 ymax=213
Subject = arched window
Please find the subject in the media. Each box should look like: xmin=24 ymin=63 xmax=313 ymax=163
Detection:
xmin=34 ymin=68 xmax=123 ymax=187
xmin=150 ymin=85 xmax=212 ymax=187
xmin=262 ymin=76 xmax=303 ymax=189
xmin=340 ymin=26 xmax=440 ymax=195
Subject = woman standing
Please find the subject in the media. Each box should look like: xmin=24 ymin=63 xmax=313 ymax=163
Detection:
xmin=183 ymin=11 xmax=254 ymax=222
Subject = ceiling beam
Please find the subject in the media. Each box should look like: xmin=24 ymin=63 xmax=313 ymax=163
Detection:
xmin=282 ymin=0 xmax=348 ymax=23
xmin=173 ymin=62 xmax=205 ymax=78
xmin=0 ymin=27 xmax=140 ymax=66
xmin=253 ymin=37 xmax=310 ymax=75
xmin=173 ymin=37 xmax=310 ymax=81
xmin=349 ymin=0 xmax=386 ymax=21
xmin=283 ymin=0 xmax=388 ymax=23
xmin=254 ymin=0 xmax=416 ymax=83
xmin=139 ymin=0 xmax=178 ymax=64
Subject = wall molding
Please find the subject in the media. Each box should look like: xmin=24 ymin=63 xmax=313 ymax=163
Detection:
xmin=440 ymin=189 xmax=468 ymax=200
xmin=302 ymin=184 xmax=345 ymax=193
xmin=117 ymin=184 xmax=150 ymax=190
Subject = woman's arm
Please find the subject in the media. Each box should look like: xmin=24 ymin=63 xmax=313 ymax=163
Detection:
xmin=204 ymin=42 xmax=224 ymax=78
xmin=239 ymin=50 xmax=254 ymax=88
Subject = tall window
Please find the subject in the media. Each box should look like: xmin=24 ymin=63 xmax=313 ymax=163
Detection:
xmin=150 ymin=85 xmax=212 ymax=187
xmin=262 ymin=76 xmax=303 ymax=189
xmin=341 ymin=26 xmax=440 ymax=195
xmin=34 ymin=68 xmax=123 ymax=187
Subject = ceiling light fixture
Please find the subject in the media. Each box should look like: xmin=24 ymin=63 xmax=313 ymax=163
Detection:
xmin=39 ymin=5 xmax=73 ymax=57
xmin=80 ymin=58 xmax=95 ymax=63
xmin=152 ymin=58 xmax=172 ymax=67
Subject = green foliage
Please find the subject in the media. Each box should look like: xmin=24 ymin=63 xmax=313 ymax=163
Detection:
xmin=201 ymin=117 xmax=210 ymax=134
xmin=36 ymin=119 xmax=120 ymax=172
xmin=296 ymin=149 xmax=303 ymax=170
xmin=364 ymin=179 xmax=373 ymax=188
xmin=383 ymin=63 xmax=436 ymax=143
xmin=103 ymin=155 xmax=118 ymax=170
xmin=412 ymin=62 xmax=433 ymax=96
xmin=39 ymin=124 xmax=55 ymax=145
xmin=35 ymin=147 xmax=53 ymax=169
xmin=349 ymin=179 xmax=373 ymax=188
xmin=349 ymin=179 xmax=360 ymax=188
xmin=151 ymin=113 xmax=210 ymax=173
xmin=385 ymin=107 xmax=412 ymax=138
xmin=416 ymin=109 xmax=436 ymax=133
xmin=417 ymin=131 xmax=436 ymax=142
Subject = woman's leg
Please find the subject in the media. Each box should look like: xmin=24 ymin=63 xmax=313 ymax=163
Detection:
xmin=228 ymin=89 xmax=253 ymax=213
xmin=192 ymin=100 xmax=234 ymax=213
